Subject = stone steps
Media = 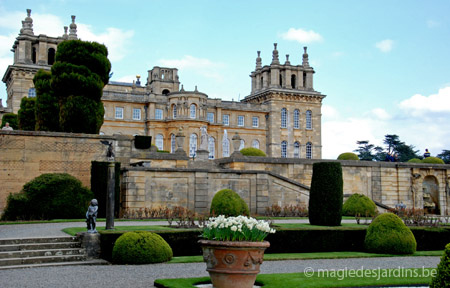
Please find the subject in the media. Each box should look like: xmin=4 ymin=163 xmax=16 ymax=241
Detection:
xmin=0 ymin=235 xmax=109 ymax=270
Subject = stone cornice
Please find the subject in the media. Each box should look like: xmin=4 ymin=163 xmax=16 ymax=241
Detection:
xmin=242 ymin=89 xmax=326 ymax=104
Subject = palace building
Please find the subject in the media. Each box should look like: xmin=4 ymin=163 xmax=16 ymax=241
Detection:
xmin=2 ymin=9 xmax=326 ymax=159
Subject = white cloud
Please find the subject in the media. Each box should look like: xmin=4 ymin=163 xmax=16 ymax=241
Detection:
xmin=77 ymin=24 xmax=134 ymax=62
xmin=158 ymin=55 xmax=226 ymax=82
xmin=280 ymin=28 xmax=323 ymax=44
xmin=370 ymin=108 xmax=391 ymax=121
xmin=399 ymin=86 xmax=450 ymax=116
xmin=375 ymin=39 xmax=394 ymax=53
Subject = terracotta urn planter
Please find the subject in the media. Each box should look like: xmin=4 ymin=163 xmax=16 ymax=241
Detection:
xmin=198 ymin=239 xmax=270 ymax=288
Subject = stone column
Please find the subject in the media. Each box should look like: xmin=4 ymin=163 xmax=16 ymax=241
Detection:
xmin=105 ymin=162 xmax=115 ymax=230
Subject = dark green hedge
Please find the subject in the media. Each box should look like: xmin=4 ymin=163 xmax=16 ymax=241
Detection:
xmin=1 ymin=113 xmax=18 ymax=130
xmin=135 ymin=135 xmax=152 ymax=149
xmin=90 ymin=161 xmax=121 ymax=218
xmin=97 ymin=226 xmax=450 ymax=261
xmin=309 ymin=162 xmax=343 ymax=226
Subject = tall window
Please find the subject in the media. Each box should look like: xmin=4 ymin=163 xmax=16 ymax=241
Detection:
xmin=252 ymin=139 xmax=260 ymax=149
xmin=208 ymin=137 xmax=215 ymax=159
xmin=306 ymin=142 xmax=312 ymax=159
xmin=190 ymin=104 xmax=196 ymax=119
xmin=207 ymin=112 xmax=214 ymax=123
xmin=252 ymin=116 xmax=259 ymax=127
xmin=238 ymin=115 xmax=244 ymax=127
xmin=291 ymin=74 xmax=296 ymax=89
xmin=223 ymin=114 xmax=229 ymax=126
xmin=115 ymin=107 xmax=124 ymax=119
xmin=239 ymin=139 xmax=245 ymax=150
xmin=281 ymin=108 xmax=287 ymax=128
xmin=293 ymin=109 xmax=300 ymax=129
xmin=28 ymin=88 xmax=36 ymax=98
xmin=155 ymin=109 xmax=163 ymax=120
xmin=155 ymin=134 xmax=164 ymax=151
xmin=133 ymin=108 xmax=141 ymax=120
xmin=173 ymin=105 xmax=177 ymax=119
xmin=222 ymin=138 xmax=230 ymax=157
xmin=294 ymin=142 xmax=300 ymax=158
xmin=281 ymin=141 xmax=287 ymax=158
xmin=170 ymin=134 xmax=176 ymax=153
xmin=48 ymin=48 xmax=55 ymax=65
xmin=189 ymin=134 xmax=198 ymax=157
xmin=306 ymin=110 xmax=312 ymax=129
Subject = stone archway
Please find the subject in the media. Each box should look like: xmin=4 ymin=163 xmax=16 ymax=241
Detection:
xmin=422 ymin=175 xmax=439 ymax=214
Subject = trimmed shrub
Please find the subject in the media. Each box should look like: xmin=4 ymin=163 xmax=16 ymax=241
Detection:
xmin=408 ymin=158 xmax=422 ymax=163
xmin=1 ymin=113 xmax=18 ymax=130
xmin=22 ymin=173 xmax=93 ymax=219
xmin=337 ymin=152 xmax=359 ymax=161
xmin=210 ymin=189 xmax=250 ymax=216
xmin=112 ymin=231 xmax=173 ymax=264
xmin=18 ymin=97 xmax=36 ymax=131
xmin=430 ymin=243 xmax=450 ymax=288
xmin=342 ymin=193 xmax=378 ymax=217
xmin=134 ymin=135 xmax=152 ymax=149
xmin=240 ymin=147 xmax=266 ymax=157
xmin=1 ymin=193 xmax=31 ymax=220
xmin=308 ymin=162 xmax=343 ymax=226
xmin=365 ymin=213 xmax=417 ymax=254
xmin=423 ymin=157 xmax=445 ymax=164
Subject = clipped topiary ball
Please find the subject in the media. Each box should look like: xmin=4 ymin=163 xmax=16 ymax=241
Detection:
xmin=408 ymin=158 xmax=422 ymax=163
xmin=112 ymin=231 xmax=173 ymax=264
xmin=430 ymin=243 xmax=450 ymax=288
xmin=210 ymin=189 xmax=249 ymax=216
xmin=240 ymin=147 xmax=267 ymax=157
xmin=365 ymin=213 xmax=416 ymax=254
xmin=423 ymin=157 xmax=445 ymax=164
xmin=337 ymin=152 xmax=359 ymax=160
xmin=343 ymin=193 xmax=378 ymax=217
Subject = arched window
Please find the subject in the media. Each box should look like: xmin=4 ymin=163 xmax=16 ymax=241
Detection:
xmin=252 ymin=139 xmax=260 ymax=149
xmin=190 ymin=104 xmax=196 ymax=119
xmin=222 ymin=138 xmax=230 ymax=157
xmin=48 ymin=48 xmax=55 ymax=65
xmin=239 ymin=139 xmax=245 ymax=150
xmin=294 ymin=142 xmax=300 ymax=158
xmin=306 ymin=110 xmax=312 ymax=129
xmin=162 ymin=89 xmax=170 ymax=95
xmin=281 ymin=141 xmax=287 ymax=158
xmin=173 ymin=104 xmax=177 ymax=119
xmin=306 ymin=142 xmax=312 ymax=159
xmin=189 ymin=134 xmax=197 ymax=157
xmin=281 ymin=108 xmax=287 ymax=128
xmin=291 ymin=74 xmax=296 ymax=89
xmin=260 ymin=76 xmax=263 ymax=88
xmin=170 ymin=134 xmax=176 ymax=153
xmin=279 ymin=74 xmax=283 ymax=87
xmin=32 ymin=47 xmax=37 ymax=64
xmin=208 ymin=137 xmax=215 ymax=159
xmin=294 ymin=109 xmax=300 ymax=129
xmin=155 ymin=134 xmax=164 ymax=151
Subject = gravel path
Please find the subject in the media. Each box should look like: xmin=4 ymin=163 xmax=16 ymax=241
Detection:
xmin=0 ymin=256 xmax=439 ymax=288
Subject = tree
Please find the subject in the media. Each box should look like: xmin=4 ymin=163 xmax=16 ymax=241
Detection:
xmin=1 ymin=113 xmax=18 ymax=130
xmin=437 ymin=150 xmax=450 ymax=164
xmin=355 ymin=135 xmax=421 ymax=162
xmin=34 ymin=69 xmax=60 ymax=132
xmin=354 ymin=140 xmax=381 ymax=161
xmin=52 ymin=40 xmax=111 ymax=134
xmin=18 ymin=97 xmax=36 ymax=131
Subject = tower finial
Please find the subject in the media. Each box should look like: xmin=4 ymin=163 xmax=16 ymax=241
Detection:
xmin=256 ymin=51 xmax=262 ymax=69
xmin=21 ymin=9 xmax=34 ymax=35
xmin=285 ymin=54 xmax=290 ymax=65
xmin=302 ymin=46 xmax=309 ymax=67
xmin=68 ymin=15 xmax=78 ymax=40
xmin=271 ymin=43 xmax=279 ymax=65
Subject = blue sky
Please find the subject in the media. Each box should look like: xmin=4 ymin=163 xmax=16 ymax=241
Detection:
xmin=1 ymin=0 xmax=449 ymax=159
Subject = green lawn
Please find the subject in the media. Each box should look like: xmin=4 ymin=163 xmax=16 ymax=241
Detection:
xmin=155 ymin=268 xmax=437 ymax=288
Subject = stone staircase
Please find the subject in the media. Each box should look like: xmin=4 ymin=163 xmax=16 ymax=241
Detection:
xmin=0 ymin=236 xmax=108 ymax=270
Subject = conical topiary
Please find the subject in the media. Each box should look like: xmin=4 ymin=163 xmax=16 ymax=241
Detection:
xmin=430 ymin=243 xmax=450 ymax=288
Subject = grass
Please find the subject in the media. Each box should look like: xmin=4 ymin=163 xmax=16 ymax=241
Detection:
xmin=62 ymin=225 xmax=177 ymax=236
xmin=154 ymin=268 xmax=437 ymax=288
xmin=167 ymin=250 xmax=443 ymax=264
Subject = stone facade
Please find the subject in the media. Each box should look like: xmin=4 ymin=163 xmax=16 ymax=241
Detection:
xmin=2 ymin=10 xmax=324 ymax=160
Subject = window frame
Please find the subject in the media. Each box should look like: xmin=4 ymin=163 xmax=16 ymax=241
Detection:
xmin=306 ymin=142 xmax=312 ymax=159
xmin=238 ymin=115 xmax=245 ymax=127
xmin=207 ymin=112 xmax=214 ymax=124
xmin=132 ymin=108 xmax=141 ymax=120
xmin=223 ymin=114 xmax=230 ymax=126
xmin=294 ymin=109 xmax=300 ymax=129
xmin=306 ymin=110 xmax=312 ymax=130
xmin=155 ymin=134 xmax=164 ymax=151
xmin=281 ymin=141 xmax=287 ymax=158
xmin=190 ymin=104 xmax=196 ymax=119
xmin=281 ymin=108 xmax=287 ymax=128
xmin=115 ymin=107 xmax=124 ymax=119
xmin=252 ymin=116 xmax=259 ymax=128
xmin=155 ymin=108 xmax=163 ymax=120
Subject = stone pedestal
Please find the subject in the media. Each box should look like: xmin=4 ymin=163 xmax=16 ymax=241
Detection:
xmin=77 ymin=232 xmax=101 ymax=259
xmin=196 ymin=149 xmax=209 ymax=161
